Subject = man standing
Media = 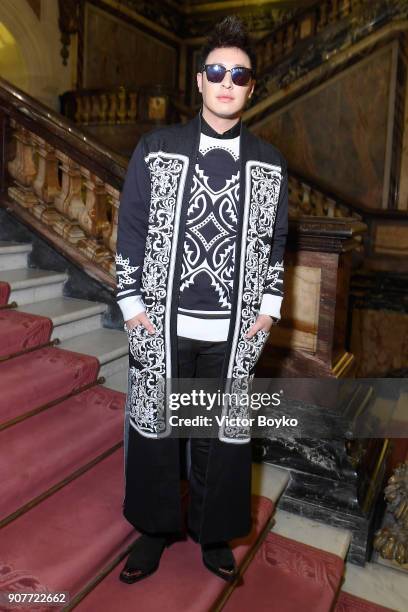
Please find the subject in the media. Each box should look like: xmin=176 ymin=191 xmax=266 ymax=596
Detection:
xmin=115 ymin=16 xmax=288 ymax=583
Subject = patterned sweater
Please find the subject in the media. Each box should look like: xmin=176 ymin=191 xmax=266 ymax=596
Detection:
xmin=177 ymin=117 xmax=240 ymax=341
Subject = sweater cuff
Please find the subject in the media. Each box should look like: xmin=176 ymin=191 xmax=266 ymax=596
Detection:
xmin=259 ymin=294 xmax=283 ymax=320
xmin=117 ymin=295 xmax=146 ymax=322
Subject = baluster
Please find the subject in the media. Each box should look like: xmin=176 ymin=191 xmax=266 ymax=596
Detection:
xmin=313 ymin=190 xmax=325 ymax=216
xmin=99 ymin=94 xmax=108 ymax=123
xmin=340 ymin=0 xmax=352 ymax=18
xmin=108 ymin=92 xmax=117 ymax=124
xmin=54 ymin=151 xmax=70 ymax=216
xmin=76 ymin=169 xmax=111 ymax=262
xmin=317 ymin=2 xmax=329 ymax=30
xmin=326 ymin=197 xmax=336 ymax=217
xmin=300 ymin=183 xmax=312 ymax=214
xmin=7 ymin=123 xmax=38 ymax=208
xmin=31 ymin=135 xmax=60 ymax=223
xmin=78 ymin=168 xmax=100 ymax=237
xmin=299 ymin=12 xmax=315 ymax=39
xmin=103 ymin=183 xmax=120 ymax=275
xmin=90 ymin=95 xmax=100 ymax=123
xmin=329 ymin=0 xmax=340 ymax=23
xmin=52 ymin=153 xmax=86 ymax=243
xmin=7 ymin=119 xmax=22 ymax=182
xmin=128 ymin=92 xmax=137 ymax=122
xmin=117 ymin=86 xmax=127 ymax=124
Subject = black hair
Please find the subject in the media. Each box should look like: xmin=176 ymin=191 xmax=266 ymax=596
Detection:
xmin=199 ymin=15 xmax=257 ymax=76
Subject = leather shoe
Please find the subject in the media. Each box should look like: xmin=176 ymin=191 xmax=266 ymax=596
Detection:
xmin=119 ymin=533 xmax=173 ymax=584
xmin=201 ymin=541 xmax=239 ymax=582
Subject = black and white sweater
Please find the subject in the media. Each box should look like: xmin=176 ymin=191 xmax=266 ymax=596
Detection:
xmin=115 ymin=115 xmax=287 ymax=340
xmin=177 ymin=118 xmax=240 ymax=341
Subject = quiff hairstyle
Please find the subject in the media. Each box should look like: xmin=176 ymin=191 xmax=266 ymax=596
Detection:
xmin=199 ymin=15 xmax=257 ymax=76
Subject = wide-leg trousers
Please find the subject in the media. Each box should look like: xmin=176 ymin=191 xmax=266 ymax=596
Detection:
xmin=122 ymin=334 xmax=253 ymax=544
xmin=177 ymin=335 xmax=228 ymax=540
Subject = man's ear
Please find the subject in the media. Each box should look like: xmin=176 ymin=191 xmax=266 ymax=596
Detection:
xmin=197 ymin=72 xmax=203 ymax=93
xmin=248 ymin=80 xmax=256 ymax=99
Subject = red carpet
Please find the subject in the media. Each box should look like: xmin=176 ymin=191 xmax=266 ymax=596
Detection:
xmin=334 ymin=591 xmax=397 ymax=612
xmin=222 ymin=531 xmax=344 ymax=612
xmin=0 ymin=346 xmax=100 ymax=426
xmin=0 ymin=450 xmax=136 ymax=602
xmin=0 ymin=309 xmax=52 ymax=358
xmin=0 ymin=385 xmax=125 ymax=523
xmin=0 ymin=280 xmax=10 ymax=305
xmin=74 ymin=496 xmax=274 ymax=612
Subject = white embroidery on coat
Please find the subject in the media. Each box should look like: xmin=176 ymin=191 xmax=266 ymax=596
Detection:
xmin=220 ymin=161 xmax=282 ymax=443
xmin=125 ymin=151 xmax=189 ymax=437
xmin=115 ymin=253 xmax=139 ymax=292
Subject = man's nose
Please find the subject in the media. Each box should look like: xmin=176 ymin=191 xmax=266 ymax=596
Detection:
xmin=221 ymin=71 xmax=233 ymax=88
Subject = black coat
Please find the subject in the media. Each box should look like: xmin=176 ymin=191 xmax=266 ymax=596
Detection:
xmin=117 ymin=112 xmax=288 ymax=542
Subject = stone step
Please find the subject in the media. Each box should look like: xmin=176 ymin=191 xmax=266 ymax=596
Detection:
xmin=17 ymin=296 xmax=107 ymax=341
xmin=0 ymin=241 xmax=32 ymax=271
xmin=60 ymin=328 xmax=129 ymax=379
xmin=342 ymin=558 xmax=408 ymax=611
xmin=1 ymin=267 xmax=67 ymax=305
xmin=103 ymin=369 xmax=128 ymax=393
xmin=271 ymin=508 xmax=352 ymax=560
xmin=253 ymin=463 xmax=352 ymax=563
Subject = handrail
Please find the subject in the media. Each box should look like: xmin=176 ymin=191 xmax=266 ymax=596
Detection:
xmin=0 ymin=77 xmax=127 ymax=188
xmin=253 ymin=0 xmax=405 ymax=78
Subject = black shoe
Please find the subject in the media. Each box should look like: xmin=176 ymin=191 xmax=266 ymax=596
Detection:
xmin=119 ymin=533 xmax=173 ymax=584
xmin=201 ymin=541 xmax=239 ymax=582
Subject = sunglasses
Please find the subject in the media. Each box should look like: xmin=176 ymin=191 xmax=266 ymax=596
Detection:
xmin=202 ymin=63 xmax=254 ymax=87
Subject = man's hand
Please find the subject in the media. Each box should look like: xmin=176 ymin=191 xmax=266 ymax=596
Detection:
xmin=245 ymin=314 xmax=276 ymax=339
xmin=125 ymin=312 xmax=156 ymax=334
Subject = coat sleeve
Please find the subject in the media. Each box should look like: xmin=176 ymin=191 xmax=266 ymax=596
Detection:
xmin=258 ymin=155 xmax=289 ymax=320
xmin=115 ymin=135 xmax=150 ymax=322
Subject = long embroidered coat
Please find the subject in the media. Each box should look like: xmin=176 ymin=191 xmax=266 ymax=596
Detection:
xmin=115 ymin=113 xmax=288 ymax=542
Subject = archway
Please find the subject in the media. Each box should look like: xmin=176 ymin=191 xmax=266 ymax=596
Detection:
xmin=0 ymin=21 xmax=29 ymax=92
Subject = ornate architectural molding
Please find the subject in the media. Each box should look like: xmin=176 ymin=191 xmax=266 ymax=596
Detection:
xmin=374 ymin=461 xmax=408 ymax=566
xmin=58 ymin=0 xmax=80 ymax=66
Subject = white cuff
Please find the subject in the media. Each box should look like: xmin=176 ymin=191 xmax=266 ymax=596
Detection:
xmin=259 ymin=294 xmax=283 ymax=319
xmin=117 ymin=295 xmax=145 ymax=322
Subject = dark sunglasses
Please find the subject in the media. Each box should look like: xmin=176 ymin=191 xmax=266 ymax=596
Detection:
xmin=202 ymin=63 xmax=254 ymax=86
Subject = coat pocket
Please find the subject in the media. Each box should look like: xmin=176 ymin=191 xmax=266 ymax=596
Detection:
xmin=249 ymin=329 xmax=270 ymax=372
xmin=126 ymin=323 xmax=158 ymax=369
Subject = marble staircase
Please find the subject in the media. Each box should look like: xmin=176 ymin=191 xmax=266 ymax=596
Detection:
xmin=0 ymin=239 xmax=405 ymax=611
xmin=0 ymin=241 xmax=128 ymax=378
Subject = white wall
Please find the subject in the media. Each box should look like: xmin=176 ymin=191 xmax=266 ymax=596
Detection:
xmin=0 ymin=0 xmax=74 ymax=110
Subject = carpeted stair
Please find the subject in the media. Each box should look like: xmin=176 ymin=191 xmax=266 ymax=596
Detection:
xmin=0 ymin=240 xmax=401 ymax=612
xmin=0 ymin=346 xmax=100 ymax=427
xmin=0 ymin=309 xmax=53 ymax=359
xmin=0 ymin=280 xmax=10 ymax=305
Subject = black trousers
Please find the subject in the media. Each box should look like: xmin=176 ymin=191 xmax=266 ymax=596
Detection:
xmin=176 ymin=335 xmax=228 ymax=540
xmin=123 ymin=335 xmax=253 ymax=543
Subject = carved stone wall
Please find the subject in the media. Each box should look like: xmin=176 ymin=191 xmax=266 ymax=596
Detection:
xmin=83 ymin=3 xmax=178 ymax=89
xmin=252 ymin=42 xmax=402 ymax=211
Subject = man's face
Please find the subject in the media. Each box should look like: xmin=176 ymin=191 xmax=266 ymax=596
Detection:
xmin=197 ymin=46 xmax=255 ymax=119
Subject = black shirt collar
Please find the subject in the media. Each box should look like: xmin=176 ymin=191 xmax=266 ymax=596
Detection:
xmin=200 ymin=113 xmax=241 ymax=139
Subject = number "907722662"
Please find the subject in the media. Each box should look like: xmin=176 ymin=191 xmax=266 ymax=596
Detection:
xmin=0 ymin=592 xmax=69 ymax=606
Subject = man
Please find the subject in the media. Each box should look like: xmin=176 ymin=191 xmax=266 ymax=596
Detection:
xmin=115 ymin=15 xmax=288 ymax=583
